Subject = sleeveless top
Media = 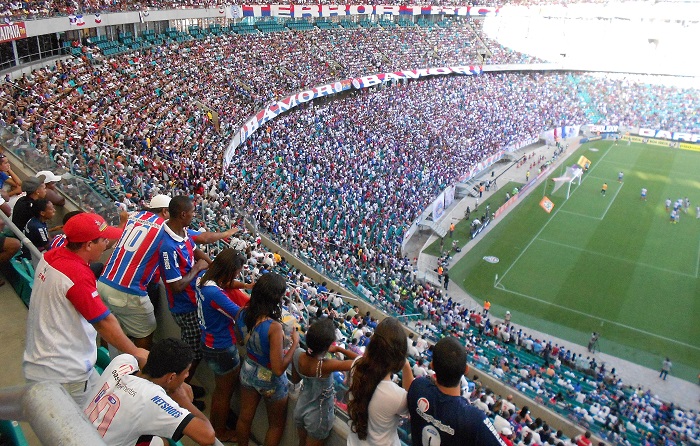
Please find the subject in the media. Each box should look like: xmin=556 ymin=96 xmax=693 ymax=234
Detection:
xmin=235 ymin=309 xmax=274 ymax=368
xmin=292 ymin=349 xmax=336 ymax=432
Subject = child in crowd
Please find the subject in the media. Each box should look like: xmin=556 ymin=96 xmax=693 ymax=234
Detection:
xmin=23 ymin=198 xmax=55 ymax=256
xmin=291 ymin=318 xmax=359 ymax=446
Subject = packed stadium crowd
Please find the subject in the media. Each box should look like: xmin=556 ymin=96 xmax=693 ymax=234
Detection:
xmin=577 ymin=76 xmax=700 ymax=134
xmin=0 ymin=9 xmax=699 ymax=445
xmin=5 ymin=179 xmax=697 ymax=445
xmin=232 ymin=72 xmax=584 ymax=269
xmin=1 ymin=29 xmax=698 ymax=297
xmin=0 ymin=0 xmax=658 ymax=20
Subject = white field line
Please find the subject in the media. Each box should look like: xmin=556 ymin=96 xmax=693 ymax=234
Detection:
xmin=495 ymin=284 xmax=700 ymax=351
xmin=585 ymin=175 xmax=611 ymax=182
xmin=598 ymin=159 xmax=697 ymax=177
xmin=559 ymin=210 xmax=601 ymax=220
xmin=495 ymin=142 xmax=614 ymax=287
xmin=537 ymin=237 xmax=696 ymax=279
xmin=600 ymin=181 xmax=623 ymax=219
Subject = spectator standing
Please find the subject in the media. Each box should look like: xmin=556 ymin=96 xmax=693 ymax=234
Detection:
xmin=291 ymin=318 xmax=359 ymax=446
xmin=235 ymin=273 xmax=300 ymax=446
xmin=347 ymin=317 xmax=414 ymax=446
xmin=196 ymin=248 xmax=247 ymax=441
xmin=23 ymin=212 xmax=148 ymax=406
xmin=83 ymin=338 xmax=216 ymax=446
xmin=98 ymin=194 xmax=171 ymax=350
xmin=159 ymin=196 xmax=211 ymax=390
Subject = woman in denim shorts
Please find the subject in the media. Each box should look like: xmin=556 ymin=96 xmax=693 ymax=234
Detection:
xmin=235 ymin=273 xmax=300 ymax=446
xmin=196 ymin=249 xmax=247 ymax=442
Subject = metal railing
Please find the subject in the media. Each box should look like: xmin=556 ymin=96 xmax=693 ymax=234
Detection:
xmin=0 ymin=382 xmax=107 ymax=446
xmin=0 ymin=124 xmax=120 ymax=225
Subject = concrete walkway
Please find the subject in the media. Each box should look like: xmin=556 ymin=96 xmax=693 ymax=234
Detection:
xmin=405 ymin=138 xmax=700 ymax=412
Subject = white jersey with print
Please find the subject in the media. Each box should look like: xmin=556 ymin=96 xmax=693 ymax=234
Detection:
xmin=83 ymin=354 xmax=193 ymax=446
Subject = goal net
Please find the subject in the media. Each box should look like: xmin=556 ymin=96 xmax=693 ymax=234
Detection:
xmin=551 ymin=164 xmax=583 ymax=199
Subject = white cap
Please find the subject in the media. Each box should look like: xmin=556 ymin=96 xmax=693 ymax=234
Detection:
xmin=148 ymin=194 xmax=171 ymax=209
xmin=36 ymin=170 xmax=62 ymax=183
xmin=501 ymin=428 xmax=513 ymax=436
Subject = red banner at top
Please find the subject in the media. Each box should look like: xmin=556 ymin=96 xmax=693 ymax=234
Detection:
xmin=0 ymin=22 xmax=26 ymax=44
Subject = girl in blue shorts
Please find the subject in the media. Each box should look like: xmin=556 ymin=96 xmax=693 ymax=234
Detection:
xmin=235 ymin=273 xmax=300 ymax=446
xmin=291 ymin=318 xmax=358 ymax=446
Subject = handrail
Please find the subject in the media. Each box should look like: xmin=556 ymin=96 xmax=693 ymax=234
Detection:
xmin=0 ymin=382 xmax=107 ymax=446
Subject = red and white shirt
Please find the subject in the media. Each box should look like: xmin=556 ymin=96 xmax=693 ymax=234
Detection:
xmin=23 ymin=247 xmax=111 ymax=383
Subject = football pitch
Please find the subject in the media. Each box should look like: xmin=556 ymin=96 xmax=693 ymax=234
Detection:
xmin=445 ymin=141 xmax=700 ymax=381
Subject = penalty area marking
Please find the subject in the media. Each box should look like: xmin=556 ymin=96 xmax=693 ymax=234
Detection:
xmin=494 ymin=282 xmax=700 ymax=351
xmin=496 ymin=141 xmax=615 ymax=288
xmin=536 ymin=237 xmax=696 ymax=279
xmin=600 ymin=181 xmax=623 ymax=219
xmin=559 ymin=210 xmax=601 ymax=220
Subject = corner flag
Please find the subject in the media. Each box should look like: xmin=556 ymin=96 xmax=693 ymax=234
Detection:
xmin=540 ymin=196 xmax=554 ymax=213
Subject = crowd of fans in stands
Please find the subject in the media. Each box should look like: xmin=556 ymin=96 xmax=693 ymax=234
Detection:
xmin=1 ymin=14 xmax=700 ymax=445
xmin=210 ymin=236 xmax=700 ymax=445
xmin=1 ymin=23 xmax=697 ymax=299
xmin=232 ymin=71 xmax=583 ymax=275
xmin=0 ymin=0 xmax=670 ymax=21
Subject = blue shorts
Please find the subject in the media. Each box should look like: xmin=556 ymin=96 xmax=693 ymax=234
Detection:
xmin=240 ymin=358 xmax=288 ymax=402
xmin=202 ymin=344 xmax=240 ymax=375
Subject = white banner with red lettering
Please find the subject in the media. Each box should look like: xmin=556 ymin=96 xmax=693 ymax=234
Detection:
xmin=432 ymin=191 xmax=446 ymax=221
xmin=226 ymin=4 xmax=499 ymax=19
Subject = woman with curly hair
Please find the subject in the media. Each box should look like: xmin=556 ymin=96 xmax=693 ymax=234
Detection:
xmin=347 ymin=317 xmax=414 ymax=445
xmin=235 ymin=272 xmax=300 ymax=446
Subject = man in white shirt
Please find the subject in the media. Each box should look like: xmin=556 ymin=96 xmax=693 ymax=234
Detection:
xmin=415 ymin=335 xmax=429 ymax=354
xmin=407 ymin=341 xmax=420 ymax=359
xmin=83 ymin=338 xmax=216 ymax=446
xmin=412 ymin=359 xmax=428 ymax=378
xmin=23 ymin=213 xmax=147 ymax=407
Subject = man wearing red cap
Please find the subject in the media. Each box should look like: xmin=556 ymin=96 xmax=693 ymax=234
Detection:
xmin=23 ymin=213 xmax=149 ymax=407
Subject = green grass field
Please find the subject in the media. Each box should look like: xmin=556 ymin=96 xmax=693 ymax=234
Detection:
xmin=438 ymin=141 xmax=700 ymax=381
